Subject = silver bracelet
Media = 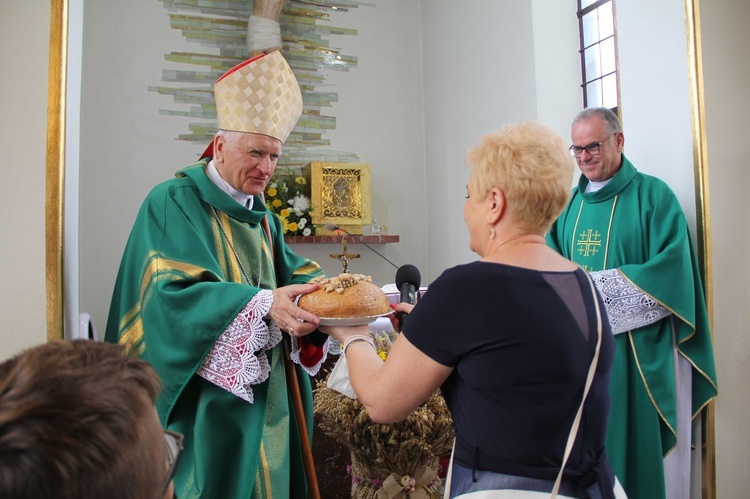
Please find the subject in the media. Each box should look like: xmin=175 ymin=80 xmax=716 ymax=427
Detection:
xmin=343 ymin=334 xmax=376 ymax=355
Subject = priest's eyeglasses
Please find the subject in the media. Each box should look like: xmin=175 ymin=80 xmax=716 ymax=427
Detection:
xmin=569 ymin=133 xmax=616 ymax=157
xmin=162 ymin=429 xmax=184 ymax=497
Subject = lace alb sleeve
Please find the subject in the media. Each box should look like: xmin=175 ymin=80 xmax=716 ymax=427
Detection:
xmin=590 ymin=268 xmax=672 ymax=335
xmin=289 ymin=335 xmax=330 ymax=376
xmin=196 ymin=289 xmax=282 ymax=403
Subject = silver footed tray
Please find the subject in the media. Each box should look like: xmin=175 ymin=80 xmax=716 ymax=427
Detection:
xmin=319 ymin=311 xmax=392 ymax=326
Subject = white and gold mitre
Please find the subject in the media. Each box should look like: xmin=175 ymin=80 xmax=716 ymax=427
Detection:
xmin=214 ymin=51 xmax=302 ymax=144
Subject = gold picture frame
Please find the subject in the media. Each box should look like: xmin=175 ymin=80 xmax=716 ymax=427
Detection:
xmin=307 ymin=162 xmax=371 ymax=234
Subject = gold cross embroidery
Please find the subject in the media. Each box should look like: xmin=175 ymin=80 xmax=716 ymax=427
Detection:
xmin=576 ymin=228 xmax=602 ymax=257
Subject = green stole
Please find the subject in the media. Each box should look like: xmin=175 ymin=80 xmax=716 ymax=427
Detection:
xmin=547 ymin=156 xmax=717 ymax=498
xmin=105 ymin=160 xmax=323 ymax=498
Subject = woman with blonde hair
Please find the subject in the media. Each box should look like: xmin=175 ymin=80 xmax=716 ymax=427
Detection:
xmin=321 ymin=121 xmax=620 ymax=498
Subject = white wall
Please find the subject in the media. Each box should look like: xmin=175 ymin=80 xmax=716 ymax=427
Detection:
xmin=301 ymin=0 xmax=427 ymax=283
xmin=617 ymin=0 xmax=698 ymax=234
xmin=0 ymin=0 xmax=50 ymax=359
xmin=421 ymin=0 xmax=580 ymax=280
xmin=421 ymin=0 xmax=537 ymax=277
xmin=78 ymin=0 xmax=204 ymax=336
xmin=531 ymin=0 xmax=584 ymax=139
xmin=700 ymin=0 xmax=750 ymax=495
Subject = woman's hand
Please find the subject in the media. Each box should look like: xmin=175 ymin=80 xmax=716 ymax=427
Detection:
xmin=389 ymin=302 xmax=415 ymax=332
xmin=318 ymin=324 xmax=370 ymax=345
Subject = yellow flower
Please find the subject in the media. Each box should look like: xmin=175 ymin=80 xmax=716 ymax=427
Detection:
xmin=377 ymin=350 xmax=387 ymax=361
xmin=295 ymin=176 xmax=306 ymax=185
xmin=280 ymin=216 xmax=290 ymax=232
xmin=288 ymin=222 xmax=299 ymax=232
xmin=267 ymin=187 xmax=277 ymax=197
xmin=272 ymin=199 xmax=282 ymax=208
xmin=280 ymin=208 xmax=291 ymax=218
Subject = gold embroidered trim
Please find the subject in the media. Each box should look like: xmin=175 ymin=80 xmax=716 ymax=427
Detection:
xmin=617 ymin=270 xmax=717 ymax=397
xmin=570 ymin=195 xmax=618 ymax=271
xmin=258 ymin=442 xmax=273 ymax=498
xmin=628 ymin=331 xmax=678 ymax=457
xmin=603 ymin=196 xmax=618 ymax=267
xmin=117 ymin=251 xmax=220 ymax=352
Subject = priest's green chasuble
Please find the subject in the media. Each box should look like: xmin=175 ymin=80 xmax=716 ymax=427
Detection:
xmin=547 ymin=156 xmax=717 ymax=499
xmin=105 ymin=160 xmax=324 ymax=498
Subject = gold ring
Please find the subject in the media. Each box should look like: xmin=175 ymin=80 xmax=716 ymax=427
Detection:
xmin=288 ymin=326 xmax=294 ymax=334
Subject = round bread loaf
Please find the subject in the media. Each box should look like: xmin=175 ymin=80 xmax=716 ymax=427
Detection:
xmin=299 ymin=274 xmax=389 ymax=318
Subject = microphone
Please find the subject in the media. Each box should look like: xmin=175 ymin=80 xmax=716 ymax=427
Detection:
xmin=395 ymin=264 xmax=421 ymax=305
xmin=393 ymin=264 xmax=421 ymax=330
xmin=324 ymin=223 xmax=400 ymax=270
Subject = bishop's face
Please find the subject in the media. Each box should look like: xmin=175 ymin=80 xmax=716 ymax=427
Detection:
xmin=214 ymin=132 xmax=282 ymax=196
xmin=570 ymin=116 xmax=624 ymax=182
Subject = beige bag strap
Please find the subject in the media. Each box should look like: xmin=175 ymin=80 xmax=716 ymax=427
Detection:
xmin=444 ymin=439 xmax=456 ymax=498
xmin=550 ymin=274 xmax=602 ymax=497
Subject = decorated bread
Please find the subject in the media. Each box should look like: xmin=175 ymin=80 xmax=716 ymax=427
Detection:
xmin=299 ymin=274 xmax=389 ymax=318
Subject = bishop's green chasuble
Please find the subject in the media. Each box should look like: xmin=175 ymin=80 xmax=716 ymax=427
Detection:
xmin=105 ymin=160 xmax=324 ymax=498
xmin=547 ymin=156 xmax=717 ymax=499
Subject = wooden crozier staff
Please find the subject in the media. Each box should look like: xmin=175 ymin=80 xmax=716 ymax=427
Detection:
xmin=260 ymin=207 xmax=321 ymax=499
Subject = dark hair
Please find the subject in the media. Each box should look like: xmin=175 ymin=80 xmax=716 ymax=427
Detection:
xmin=0 ymin=340 xmax=163 ymax=499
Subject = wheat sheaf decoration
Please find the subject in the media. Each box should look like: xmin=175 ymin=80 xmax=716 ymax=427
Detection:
xmin=314 ymin=332 xmax=455 ymax=499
